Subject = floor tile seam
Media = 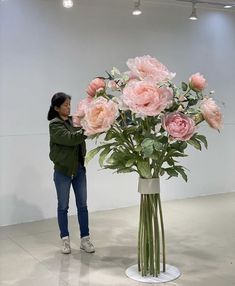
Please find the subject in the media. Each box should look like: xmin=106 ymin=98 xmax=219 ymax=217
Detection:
xmin=162 ymin=191 xmax=235 ymax=204
xmin=5 ymin=229 xmax=59 ymax=239
xmin=7 ymin=236 xmax=70 ymax=286
xmin=8 ymin=235 xmax=48 ymax=262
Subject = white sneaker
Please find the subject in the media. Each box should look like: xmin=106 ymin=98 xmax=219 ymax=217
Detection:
xmin=80 ymin=236 xmax=95 ymax=253
xmin=61 ymin=236 xmax=71 ymax=254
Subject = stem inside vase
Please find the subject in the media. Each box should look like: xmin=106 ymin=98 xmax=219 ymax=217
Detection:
xmin=138 ymin=193 xmax=166 ymax=277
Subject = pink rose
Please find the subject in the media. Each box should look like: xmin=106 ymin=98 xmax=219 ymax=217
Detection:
xmin=162 ymin=112 xmax=196 ymax=141
xmin=126 ymin=55 xmax=175 ymax=83
xmin=200 ymin=98 xmax=222 ymax=130
xmin=189 ymin=73 xmax=207 ymax=92
xmin=86 ymin=78 xmax=106 ymax=97
xmin=122 ymin=80 xmax=173 ymax=116
xmin=81 ymin=97 xmax=118 ymax=136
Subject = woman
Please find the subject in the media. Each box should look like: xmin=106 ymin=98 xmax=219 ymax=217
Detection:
xmin=47 ymin=92 xmax=95 ymax=254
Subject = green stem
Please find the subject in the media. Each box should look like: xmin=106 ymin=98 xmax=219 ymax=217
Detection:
xmin=158 ymin=194 xmax=166 ymax=272
xmin=147 ymin=196 xmax=153 ymax=275
xmin=120 ymin=111 xmax=128 ymax=127
xmin=143 ymin=196 xmax=147 ymax=275
xmin=138 ymin=193 xmax=165 ymax=277
xmin=138 ymin=195 xmax=143 ymax=272
xmin=149 ymin=195 xmax=157 ymax=276
xmin=155 ymin=143 xmax=169 ymax=175
xmin=152 ymin=197 xmax=156 ymax=275
xmin=140 ymin=195 xmax=144 ymax=276
xmin=182 ymin=86 xmax=192 ymax=97
xmin=113 ymin=124 xmax=134 ymax=150
xmin=155 ymin=194 xmax=161 ymax=274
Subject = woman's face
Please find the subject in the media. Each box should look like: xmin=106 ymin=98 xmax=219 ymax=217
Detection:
xmin=55 ymin=98 xmax=71 ymax=118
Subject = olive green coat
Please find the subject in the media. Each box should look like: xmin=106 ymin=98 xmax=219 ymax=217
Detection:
xmin=49 ymin=117 xmax=86 ymax=177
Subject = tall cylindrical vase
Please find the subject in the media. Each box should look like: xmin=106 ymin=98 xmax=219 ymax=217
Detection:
xmin=137 ymin=177 xmax=165 ymax=277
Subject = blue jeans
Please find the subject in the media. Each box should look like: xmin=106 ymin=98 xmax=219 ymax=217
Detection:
xmin=53 ymin=164 xmax=89 ymax=239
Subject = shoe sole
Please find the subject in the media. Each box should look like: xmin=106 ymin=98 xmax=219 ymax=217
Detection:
xmin=61 ymin=251 xmax=71 ymax=254
xmin=80 ymin=247 xmax=95 ymax=253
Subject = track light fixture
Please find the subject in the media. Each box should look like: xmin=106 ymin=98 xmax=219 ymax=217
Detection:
xmin=63 ymin=0 xmax=73 ymax=8
xmin=132 ymin=0 xmax=142 ymax=16
xmin=177 ymin=0 xmax=235 ymax=10
xmin=189 ymin=1 xmax=198 ymax=20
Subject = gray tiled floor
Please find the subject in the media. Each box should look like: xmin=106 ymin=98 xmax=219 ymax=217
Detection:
xmin=0 ymin=193 xmax=234 ymax=285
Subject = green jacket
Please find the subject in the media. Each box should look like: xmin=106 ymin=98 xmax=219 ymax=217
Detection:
xmin=49 ymin=117 xmax=87 ymax=177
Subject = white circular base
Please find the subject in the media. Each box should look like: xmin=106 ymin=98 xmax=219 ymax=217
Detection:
xmin=125 ymin=264 xmax=181 ymax=283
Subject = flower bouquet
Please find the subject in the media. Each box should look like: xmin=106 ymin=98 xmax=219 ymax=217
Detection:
xmin=73 ymin=55 xmax=222 ymax=279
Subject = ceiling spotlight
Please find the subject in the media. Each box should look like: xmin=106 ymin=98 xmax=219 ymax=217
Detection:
xmin=189 ymin=2 xmax=198 ymax=20
xmin=132 ymin=0 xmax=142 ymax=16
xmin=63 ymin=0 xmax=73 ymax=8
xmin=224 ymin=5 xmax=232 ymax=8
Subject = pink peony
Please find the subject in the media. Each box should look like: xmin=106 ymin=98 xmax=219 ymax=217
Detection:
xmin=72 ymin=96 xmax=93 ymax=127
xmin=72 ymin=115 xmax=82 ymax=127
xmin=81 ymin=97 xmax=118 ymax=136
xmin=122 ymin=81 xmax=173 ymax=116
xmin=162 ymin=112 xmax=196 ymax=141
xmin=200 ymin=98 xmax=222 ymax=130
xmin=86 ymin=78 xmax=106 ymax=97
xmin=126 ymin=55 xmax=175 ymax=83
xmin=189 ymin=73 xmax=207 ymax=92
xmin=123 ymin=70 xmax=138 ymax=81
xmin=76 ymin=96 xmax=93 ymax=117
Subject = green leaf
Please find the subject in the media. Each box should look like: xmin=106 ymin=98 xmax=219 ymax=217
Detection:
xmin=123 ymin=126 xmax=137 ymax=135
xmin=166 ymin=157 xmax=175 ymax=166
xmin=135 ymin=145 xmax=142 ymax=152
xmin=110 ymin=67 xmax=121 ymax=76
xmin=165 ymin=168 xmax=178 ymax=178
xmin=105 ymin=70 xmax=114 ymax=80
xmin=85 ymin=145 xmax=105 ymax=165
xmin=149 ymin=150 xmax=160 ymax=160
xmin=175 ymin=166 xmax=188 ymax=182
xmin=99 ymin=147 xmax=112 ymax=167
xmin=187 ymin=138 xmax=202 ymax=150
xmin=171 ymin=141 xmax=187 ymax=152
xmin=153 ymin=141 xmax=163 ymax=150
xmin=103 ymin=164 xmax=119 ymax=170
xmin=195 ymin=134 xmax=208 ymax=149
xmin=106 ymin=150 xmax=123 ymax=165
xmin=179 ymin=142 xmax=188 ymax=152
xmin=104 ymin=129 xmax=117 ymax=141
xmin=136 ymin=160 xmax=152 ymax=178
xmin=158 ymin=136 xmax=168 ymax=144
xmin=188 ymin=98 xmax=199 ymax=106
xmin=141 ymin=138 xmax=154 ymax=158
xmin=159 ymin=168 xmax=165 ymax=176
xmin=125 ymin=158 xmax=136 ymax=168
xmin=181 ymin=82 xmax=188 ymax=92
xmin=171 ymin=151 xmax=188 ymax=157
xmin=116 ymin=167 xmax=136 ymax=174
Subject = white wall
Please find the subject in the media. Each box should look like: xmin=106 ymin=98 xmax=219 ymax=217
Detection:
xmin=0 ymin=0 xmax=234 ymax=226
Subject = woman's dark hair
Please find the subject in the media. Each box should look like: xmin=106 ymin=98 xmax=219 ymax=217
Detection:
xmin=47 ymin=92 xmax=71 ymax=121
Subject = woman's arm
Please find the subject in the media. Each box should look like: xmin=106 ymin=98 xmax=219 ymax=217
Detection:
xmin=49 ymin=120 xmax=86 ymax=146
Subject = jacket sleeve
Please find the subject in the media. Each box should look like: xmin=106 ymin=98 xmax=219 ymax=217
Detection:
xmin=49 ymin=120 xmax=86 ymax=146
